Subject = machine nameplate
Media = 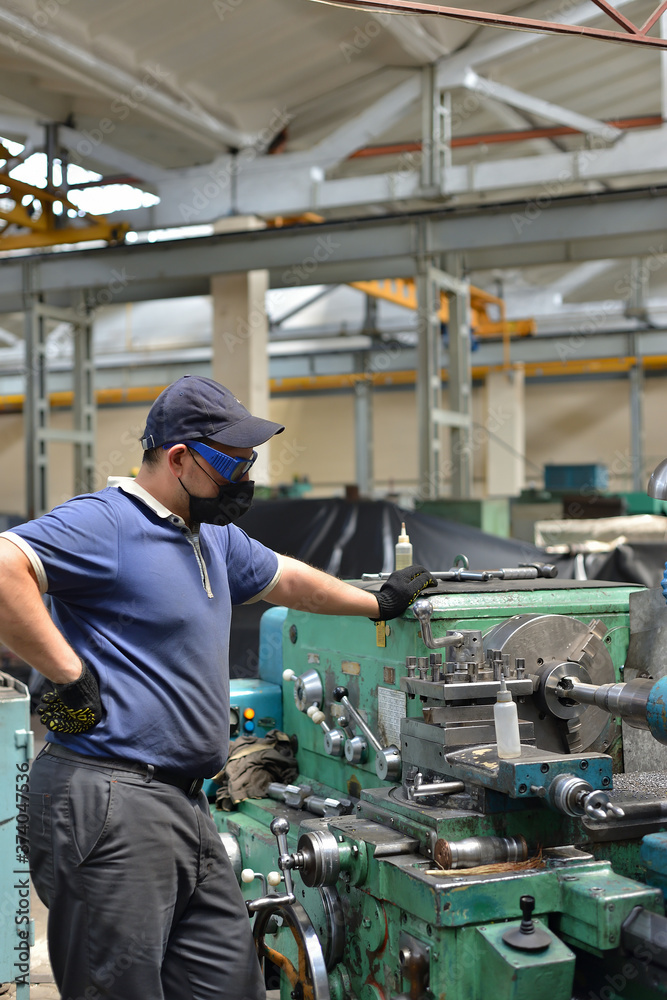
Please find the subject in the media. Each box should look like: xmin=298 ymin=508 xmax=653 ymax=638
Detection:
xmin=377 ymin=687 xmax=406 ymax=748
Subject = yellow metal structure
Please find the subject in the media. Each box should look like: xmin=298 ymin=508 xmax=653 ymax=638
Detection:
xmin=0 ymin=356 xmax=663 ymax=413
xmin=350 ymin=278 xmax=536 ymax=338
xmin=0 ymin=143 xmax=128 ymax=250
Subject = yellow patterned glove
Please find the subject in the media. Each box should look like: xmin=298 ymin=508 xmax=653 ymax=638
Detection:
xmin=37 ymin=660 xmax=103 ymax=734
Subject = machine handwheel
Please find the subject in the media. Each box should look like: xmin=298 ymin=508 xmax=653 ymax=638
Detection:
xmin=253 ymin=899 xmax=330 ymax=1000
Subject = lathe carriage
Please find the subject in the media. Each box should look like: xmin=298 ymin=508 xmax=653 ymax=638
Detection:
xmin=214 ymin=575 xmax=667 ymax=1000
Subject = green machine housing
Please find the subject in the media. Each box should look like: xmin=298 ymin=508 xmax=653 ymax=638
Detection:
xmin=213 ymin=578 xmax=667 ymax=1000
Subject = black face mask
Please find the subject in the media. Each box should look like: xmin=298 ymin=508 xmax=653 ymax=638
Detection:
xmin=180 ymin=478 xmax=255 ymax=526
xmin=179 ymin=449 xmax=255 ymax=526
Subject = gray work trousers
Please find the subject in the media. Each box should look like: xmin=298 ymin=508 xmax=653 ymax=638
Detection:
xmin=27 ymin=747 xmax=266 ymax=1000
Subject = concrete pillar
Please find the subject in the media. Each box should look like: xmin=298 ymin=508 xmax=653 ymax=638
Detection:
xmin=210 ymin=267 xmax=270 ymax=484
xmin=485 ymin=366 xmax=525 ymax=497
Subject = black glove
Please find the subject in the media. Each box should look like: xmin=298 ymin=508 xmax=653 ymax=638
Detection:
xmin=37 ymin=660 xmax=103 ymax=735
xmin=372 ymin=564 xmax=438 ymax=621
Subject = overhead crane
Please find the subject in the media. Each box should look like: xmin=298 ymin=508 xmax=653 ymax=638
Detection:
xmin=0 ymin=140 xmax=128 ymax=251
xmin=349 ymin=277 xmax=536 ymax=339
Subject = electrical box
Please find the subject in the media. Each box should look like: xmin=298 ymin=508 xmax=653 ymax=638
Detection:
xmin=544 ymin=463 xmax=609 ymax=492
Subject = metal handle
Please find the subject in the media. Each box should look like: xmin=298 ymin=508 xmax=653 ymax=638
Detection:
xmin=333 ymin=686 xmax=382 ymax=752
xmin=412 ymin=600 xmax=465 ymax=650
xmin=269 ymin=817 xmax=298 ymax=898
xmin=333 ymin=687 xmax=402 ymax=780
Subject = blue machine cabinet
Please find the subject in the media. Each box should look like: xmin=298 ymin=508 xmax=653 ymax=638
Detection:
xmin=0 ymin=672 xmax=33 ymax=999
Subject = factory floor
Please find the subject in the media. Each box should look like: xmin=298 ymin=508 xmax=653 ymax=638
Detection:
xmin=5 ymin=716 xmax=280 ymax=999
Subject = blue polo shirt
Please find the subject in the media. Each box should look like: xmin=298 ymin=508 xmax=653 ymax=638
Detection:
xmin=2 ymin=478 xmax=281 ymax=776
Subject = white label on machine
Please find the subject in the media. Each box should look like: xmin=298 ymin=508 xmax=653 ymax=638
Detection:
xmin=377 ymin=687 xmax=407 ymax=748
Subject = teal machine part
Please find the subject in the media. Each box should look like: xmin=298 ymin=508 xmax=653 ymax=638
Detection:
xmin=213 ymin=578 xmax=667 ymax=1000
xmin=229 ymin=606 xmax=285 ymax=737
xmin=202 ymin=607 xmax=286 ymax=800
xmin=0 ymin=672 xmax=32 ymax=1000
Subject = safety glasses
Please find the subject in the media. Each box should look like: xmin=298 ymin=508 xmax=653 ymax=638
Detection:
xmin=164 ymin=441 xmax=258 ymax=482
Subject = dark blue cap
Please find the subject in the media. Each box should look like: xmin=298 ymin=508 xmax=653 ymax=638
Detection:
xmin=140 ymin=375 xmax=284 ymax=450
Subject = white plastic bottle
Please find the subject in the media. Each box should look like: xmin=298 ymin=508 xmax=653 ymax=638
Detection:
xmin=494 ymin=675 xmax=522 ymax=759
xmin=395 ymin=522 xmax=413 ymax=571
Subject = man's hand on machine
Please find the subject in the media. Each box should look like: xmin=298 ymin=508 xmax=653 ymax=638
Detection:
xmin=37 ymin=659 xmax=103 ymax=734
xmin=371 ymin=564 xmax=438 ymax=621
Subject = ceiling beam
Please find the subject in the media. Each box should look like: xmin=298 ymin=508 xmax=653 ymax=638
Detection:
xmin=434 ymin=0 xmax=637 ymax=88
xmin=370 ymin=12 xmax=448 ymax=61
xmin=462 ymin=70 xmax=622 ymax=139
xmin=0 ymin=188 xmax=664 ymax=312
xmin=104 ymin=120 xmax=667 ymax=226
xmin=0 ymin=7 xmax=260 ymax=151
xmin=304 ymin=74 xmax=421 ymax=165
xmin=58 ymin=127 xmax=168 ymax=187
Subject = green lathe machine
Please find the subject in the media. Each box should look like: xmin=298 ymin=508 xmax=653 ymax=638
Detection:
xmin=214 ymin=569 xmax=667 ymax=1000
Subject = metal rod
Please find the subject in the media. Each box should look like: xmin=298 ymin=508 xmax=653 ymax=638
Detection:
xmin=560 ymin=676 xmax=654 ymax=730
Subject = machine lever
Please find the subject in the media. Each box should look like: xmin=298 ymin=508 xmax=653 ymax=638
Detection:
xmin=406 ymin=773 xmax=465 ymax=800
xmin=412 ymin=600 xmax=465 ymax=651
xmin=333 ymin=686 xmax=402 ymax=780
xmin=549 ymin=773 xmax=625 ymax=824
xmin=333 ymin=686 xmax=382 ymax=752
xmin=282 ymin=668 xmax=323 ymax=714
xmin=270 ymin=817 xmax=298 ymax=899
xmin=306 ymin=705 xmax=346 ymax=757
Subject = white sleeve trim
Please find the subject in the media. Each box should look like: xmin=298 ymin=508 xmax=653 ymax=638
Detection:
xmin=0 ymin=532 xmax=48 ymax=594
xmin=243 ymin=554 xmax=285 ymax=604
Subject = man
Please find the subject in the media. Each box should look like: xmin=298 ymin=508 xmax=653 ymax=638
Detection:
xmin=0 ymin=374 xmax=436 ymax=1000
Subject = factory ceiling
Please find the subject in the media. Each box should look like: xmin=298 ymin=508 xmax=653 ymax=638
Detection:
xmin=0 ymin=0 xmax=664 ymax=219
xmin=0 ymin=0 xmax=665 ymax=345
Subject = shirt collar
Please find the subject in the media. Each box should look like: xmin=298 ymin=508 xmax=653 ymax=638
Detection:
xmin=107 ymin=477 xmax=187 ymax=525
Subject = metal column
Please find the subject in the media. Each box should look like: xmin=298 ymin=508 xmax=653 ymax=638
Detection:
xmin=416 ymin=257 xmax=442 ymax=499
xmin=354 ymin=296 xmax=376 ymax=498
xmin=445 ymin=253 xmax=473 ymax=497
xmin=420 ymin=64 xmax=451 ymax=194
xmin=416 ymin=252 xmax=472 ymax=499
xmin=24 ymin=285 xmax=95 ymax=519
xmin=73 ymin=294 xmax=97 ymax=497
xmin=626 ymin=259 xmax=647 ymax=491
xmin=354 ymin=376 xmax=374 ymax=498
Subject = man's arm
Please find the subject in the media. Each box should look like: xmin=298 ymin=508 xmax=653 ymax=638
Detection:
xmin=0 ymin=538 xmax=82 ymax=683
xmin=265 ymin=555 xmax=436 ymax=620
xmin=266 ymin=555 xmax=380 ymax=617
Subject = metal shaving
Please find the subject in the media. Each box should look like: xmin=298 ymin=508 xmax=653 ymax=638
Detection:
xmin=611 ymin=772 xmax=667 ymax=798
xmin=425 ymin=851 xmax=544 ymax=877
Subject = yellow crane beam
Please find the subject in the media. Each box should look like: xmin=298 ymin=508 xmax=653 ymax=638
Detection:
xmin=349 ymin=278 xmax=536 ymax=338
xmin=0 ymin=356 xmax=664 ymax=413
xmin=0 ymin=148 xmax=128 ymax=250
